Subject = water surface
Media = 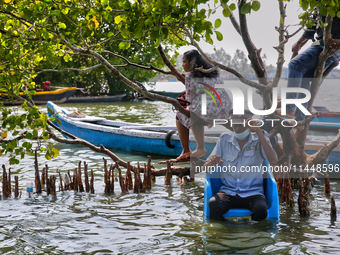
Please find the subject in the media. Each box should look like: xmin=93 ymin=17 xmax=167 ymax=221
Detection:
xmin=1 ymin=80 xmax=340 ymax=254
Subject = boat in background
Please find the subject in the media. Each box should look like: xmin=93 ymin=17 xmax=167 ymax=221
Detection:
xmin=310 ymin=106 xmax=340 ymax=130
xmin=150 ymin=91 xmax=182 ymax=98
xmin=2 ymin=87 xmax=78 ymax=106
xmin=136 ymin=90 xmax=182 ymax=100
xmin=65 ymin=94 xmax=126 ymax=103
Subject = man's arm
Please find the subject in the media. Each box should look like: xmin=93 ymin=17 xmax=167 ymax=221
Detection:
xmin=255 ymin=129 xmax=278 ymax=166
xmin=292 ymin=36 xmax=309 ymax=58
xmin=247 ymin=119 xmax=278 ymax=166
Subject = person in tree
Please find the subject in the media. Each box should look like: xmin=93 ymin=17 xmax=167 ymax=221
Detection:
xmin=205 ymin=110 xmax=278 ymax=221
xmin=176 ymin=50 xmax=232 ymax=160
xmin=276 ymin=8 xmax=340 ymax=122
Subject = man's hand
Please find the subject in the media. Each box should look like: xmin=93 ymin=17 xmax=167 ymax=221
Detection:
xmin=246 ymin=118 xmax=261 ymax=133
xmin=203 ymin=155 xmax=224 ymax=167
xmin=291 ymin=37 xmax=307 ymax=59
xmin=292 ymin=42 xmax=302 ymax=55
xmin=329 ymin=38 xmax=340 ymax=49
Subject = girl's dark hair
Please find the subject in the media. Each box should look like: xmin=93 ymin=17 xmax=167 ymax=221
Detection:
xmin=183 ymin=50 xmax=218 ymax=78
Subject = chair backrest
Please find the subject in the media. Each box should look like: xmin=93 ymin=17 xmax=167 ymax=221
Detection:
xmin=203 ymin=160 xmax=280 ymax=220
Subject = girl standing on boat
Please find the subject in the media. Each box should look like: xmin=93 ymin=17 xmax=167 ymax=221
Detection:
xmin=176 ymin=50 xmax=232 ymax=160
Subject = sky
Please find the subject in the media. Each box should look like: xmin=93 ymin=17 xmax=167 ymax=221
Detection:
xmin=179 ymin=0 xmax=307 ymax=67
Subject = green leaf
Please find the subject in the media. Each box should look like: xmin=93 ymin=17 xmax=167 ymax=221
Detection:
xmin=33 ymin=129 xmax=38 ymax=138
xmin=118 ymin=41 xmax=131 ymax=49
xmin=222 ymin=8 xmax=231 ymax=18
xmin=310 ymin=0 xmax=317 ymax=9
xmin=215 ymin=31 xmax=223 ymax=41
xmin=58 ymin=23 xmax=67 ymax=29
xmin=62 ymin=7 xmax=69 ymax=15
xmin=161 ymin=27 xmax=168 ymax=38
xmin=251 ymin=1 xmax=261 ymax=12
xmin=52 ymin=147 xmax=59 ymax=157
xmin=241 ymin=3 xmax=251 ymax=14
xmin=214 ymin=18 xmax=222 ymax=28
xmin=115 ymin=15 xmax=124 ymax=24
xmin=135 ymin=27 xmax=143 ymax=39
xmin=337 ymin=11 xmax=340 ymax=19
xmin=229 ymin=3 xmax=236 ymax=11
xmin=52 ymin=10 xmax=61 ymax=16
xmin=9 ymin=157 xmax=19 ymax=165
xmin=45 ymin=151 xmax=52 ymax=160
xmin=301 ymin=1 xmax=309 ymax=11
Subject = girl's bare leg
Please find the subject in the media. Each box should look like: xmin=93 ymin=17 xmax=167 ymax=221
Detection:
xmin=176 ymin=119 xmax=191 ymax=160
xmin=191 ymin=123 xmax=206 ymax=158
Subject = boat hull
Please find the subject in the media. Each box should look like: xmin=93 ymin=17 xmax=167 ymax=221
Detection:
xmin=2 ymin=87 xmax=77 ymax=105
xmin=310 ymin=106 xmax=340 ymax=130
xmin=65 ymin=94 xmax=126 ymax=103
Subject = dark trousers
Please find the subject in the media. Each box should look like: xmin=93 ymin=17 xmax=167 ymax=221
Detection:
xmin=209 ymin=192 xmax=267 ymax=221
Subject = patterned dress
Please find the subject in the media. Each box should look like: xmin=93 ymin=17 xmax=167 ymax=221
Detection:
xmin=177 ymin=72 xmax=232 ymax=129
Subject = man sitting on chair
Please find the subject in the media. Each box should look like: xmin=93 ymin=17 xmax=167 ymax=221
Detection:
xmin=206 ymin=109 xmax=278 ymax=221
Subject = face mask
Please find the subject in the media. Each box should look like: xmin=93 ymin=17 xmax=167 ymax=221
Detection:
xmin=233 ymin=129 xmax=250 ymax=140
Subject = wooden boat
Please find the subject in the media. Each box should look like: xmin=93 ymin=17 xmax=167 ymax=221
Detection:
xmin=150 ymin=91 xmax=182 ymax=98
xmin=136 ymin=91 xmax=182 ymax=100
xmin=47 ymin=101 xmax=217 ymax=158
xmin=203 ymin=160 xmax=280 ymax=221
xmin=47 ymin=102 xmax=340 ymax=164
xmin=2 ymin=87 xmax=78 ymax=106
xmin=310 ymin=106 xmax=340 ymax=130
xmin=65 ymin=94 xmax=126 ymax=104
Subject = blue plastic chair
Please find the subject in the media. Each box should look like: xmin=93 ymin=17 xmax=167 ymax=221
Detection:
xmin=203 ymin=160 xmax=280 ymax=221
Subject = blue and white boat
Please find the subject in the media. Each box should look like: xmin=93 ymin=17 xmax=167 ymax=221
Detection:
xmin=47 ymin=101 xmax=217 ymax=158
xmin=310 ymin=106 xmax=340 ymax=130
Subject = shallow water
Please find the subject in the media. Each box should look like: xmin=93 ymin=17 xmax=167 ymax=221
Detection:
xmin=1 ymin=80 xmax=340 ymax=254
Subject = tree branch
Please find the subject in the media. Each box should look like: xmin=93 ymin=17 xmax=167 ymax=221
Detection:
xmin=102 ymin=49 xmax=171 ymax=74
xmin=0 ymin=131 xmax=28 ymax=144
xmin=238 ymin=0 xmax=267 ymax=84
xmin=35 ymin=64 xmax=103 ymax=74
xmin=299 ymin=15 xmax=340 ymax=144
xmin=229 ymin=11 xmax=241 ymax=35
xmin=59 ymin=40 xmax=191 ymax=118
xmin=185 ymin=30 xmax=266 ymax=91
xmin=272 ymin=0 xmax=287 ymax=87
xmin=157 ymin=44 xmax=185 ymax=83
